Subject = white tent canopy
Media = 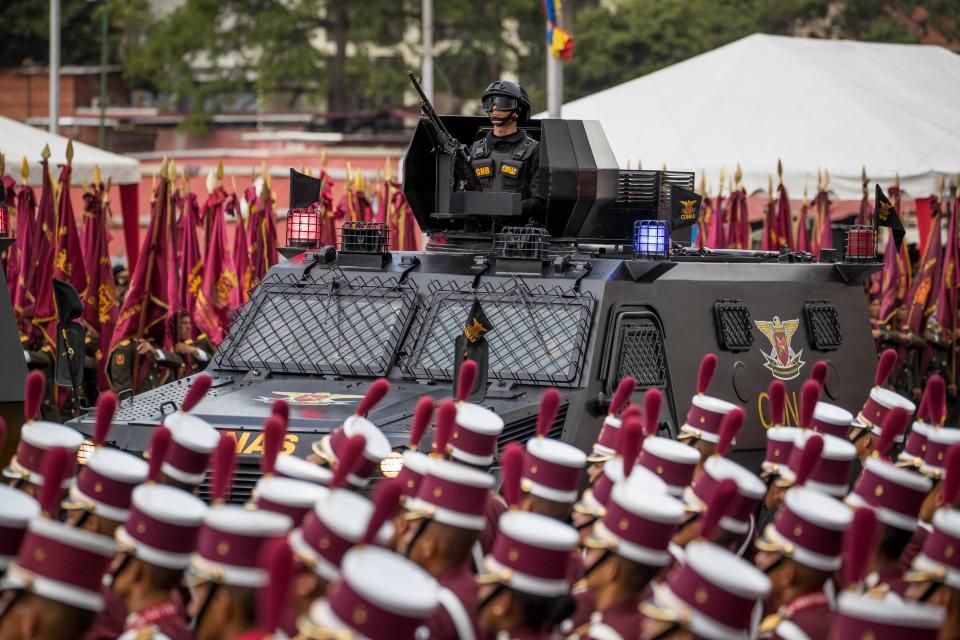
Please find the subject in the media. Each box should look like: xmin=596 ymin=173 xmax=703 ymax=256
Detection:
xmin=0 ymin=115 xmax=140 ymax=186
xmin=545 ymin=34 xmax=960 ymax=200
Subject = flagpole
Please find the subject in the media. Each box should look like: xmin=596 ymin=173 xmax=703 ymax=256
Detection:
xmin=546 ymin=47 xmax=562 ymax=118
xmin=49 ymin=0 xmax=61 ymax=135
xmin=421 ymin=0 xmax=433 ymax=103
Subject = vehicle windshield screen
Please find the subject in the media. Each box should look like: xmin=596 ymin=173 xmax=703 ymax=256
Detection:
xmin=399 ymin=279 xmax=594 ymax=387
xmin=214 ymin=271 xmax=417 ymax=377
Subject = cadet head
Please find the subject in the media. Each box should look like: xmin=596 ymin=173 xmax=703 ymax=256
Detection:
xmin=0 ymin=592 xmax=97 ymax=640
xmin=481 ymin=80 xmax=532 ymax=129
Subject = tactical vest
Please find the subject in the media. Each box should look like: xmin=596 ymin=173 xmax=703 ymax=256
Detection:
xmin=469 ymin=134 xmax=538 ymax=193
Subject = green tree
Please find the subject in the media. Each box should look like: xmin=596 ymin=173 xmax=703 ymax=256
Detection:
xmin=0 ymin=0 xmax=113 ymax=68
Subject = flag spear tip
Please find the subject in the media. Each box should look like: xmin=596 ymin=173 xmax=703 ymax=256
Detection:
xmin=894 ymin=172 xmax=900 ymax=188
xmin=320 ymin=148 xmax=329 ymax=168
xmin=206 ymin=168 xmax=216 ymax=194
xmin=0 ymin=152 xmax=5 ymax=176
xmin=66 ymin=139 xmax=74 ymax=165
xmin=167 ymin=158 xmax=177 ymax=183
xmin=861 ymin=166 xmax=867 ymax=182
xmin=41 ymin=144 xmax=51 ymax=160
xmin=734 ymin=163 xmax=742 ymax=184
xmin=92 ymin=164 xmax=102 ymax=186
xmin=216 ymin=158 xmax=224 ymax=182
xmin=776 ymin=158 xmax=783 ymax=180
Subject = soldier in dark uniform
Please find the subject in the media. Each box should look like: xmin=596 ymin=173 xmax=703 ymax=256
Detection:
xmin=107 ymin=338 xmax=180 ymax=394
xmin=469 ymin=81 xmax=546 ymax=217
xmin=172 ymin=313 xmax=216 ymax=378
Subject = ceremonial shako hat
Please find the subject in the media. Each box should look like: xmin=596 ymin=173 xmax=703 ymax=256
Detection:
xmin=846 ymin=457 xmax=932 ymax=531
xmin=4 ymin=371 xmax=81 ymax=487
xmin=274 ymin=454 xmax=333 ymax=485
xmin=856 ymin=349 xmax=915 ymax=437
xmin=522 ymin=390 xmax=586 ymax=503
xmin=404 ymin=458 xmax=495 ymax=531
xmin=479 ymin=511 xmax=579 ymax=597
xmin=812 ymin=401 xmax=855 ymax=439
xmin=448 ymin=362 xmax=504 ymax=468
xmin=680 ymin=354 xmax=737 ymax=444
xmin=644 ymin=541 xmax=771 ymax=640
xmin=576 ymin=417 xmax=666 ymax=517
xmin=756 ymin=486 xmax=852 ymax=571
xmin=314 ymin=379 xmax=392 ymax=487
xmin=761 ymin=427 xmax=799 ymax=479
xmin=907 ymin=508 xmax=960 ymax=589
xmin=686 ymin=455 xmax=765 ymax=535
xmin=780 ymin=430 xmax=856 ymax=497
xmin=831 ymin=591 xmax=944 ymax=640
xmin=65 ymin=391 xmax=149 ymax=521
xmin=589 ymin=377 xmax=635 ymax=462
xmin=761 ymin=380 xmax=796 ymax=477
xmin=116 ymin=483 xmax=208 ymax=569
xmin=3 ymin=422 xmax=82 ymax=487
xmin=396 ymin=395 xmax=435 ymax=498
xmin=901 ymin=375 xmax=946 ymax=469
xmin=191 ymin=506 xmax=292 ymax=588
xmin=4 ymin=448 xmax=117 ymax=612
xmin=585 ymin=480 xmax=685 ymax=567
xmin=159 ymin=375 xmax=218 ymax=486
xmin=300 ymin=545 xmax=439 ymax=640
xmin=254 ymin=476 xmax=328 ymax=524
xmin=920 ymin=428 xmax=960 ymax=479
xmin=637 ymin=436 xmax=700 ymax=497
xmin=0 ymin=486 xmax=39 ymax=570
xmin=291 ymin=489 xmax=393 ymax=582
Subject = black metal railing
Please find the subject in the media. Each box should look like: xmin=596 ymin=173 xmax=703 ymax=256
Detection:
xmin=398 ymin=278 xmax=594 ymax=387
xmin=214 ymin=270 xmax=418 ymax=378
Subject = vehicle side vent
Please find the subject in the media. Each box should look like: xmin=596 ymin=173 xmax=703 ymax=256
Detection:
xmin=496 ymin=403 xmax=568 ymax=457
xmin=804 ymin=300 xmax=843 ymax=351
xmin=713 ymin=299 xmax=754 ymax=352
xmin=616 ymin=318 xmax=667 ymax=388
xmin=198 ymin=458 xmax=259 ymax=504
xmin=616 ymin=170 xmax=659 ymax=208
xmin=494 ymin=226 xmax=550 ymax=260
xmin=658 ymin=171 xmax=697 ymax=217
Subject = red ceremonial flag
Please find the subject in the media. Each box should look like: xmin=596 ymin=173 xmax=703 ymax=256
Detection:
xmin=796 ymin=194 xmax=810 ymax=253
xmin=761 ymin=186 xmax=776 ymax=251
xmin=196 ymin=185 xmax=240 ymax=344
xmin=707 ymin=192 xmax=726 ymax=249
xmin=317 ymin=171 xmax=336 ymax=247
xmin=110 ymin=168 xmax=173 ymax=389
xmin=174 ymin=192 xmax=204 ymax=322
xmin=81 ymin=177 xmax=119 ymax=390
xmin=933 ymin=196 xmax=958 ymax=360
xmin=907 ymin=208 xmax=943 ymax=336
xmin=724 ymin=188 xmax=747 ymax=250
xmin=915 ymin=196 xmax=936 ymax=258
xmin=15 ymin=154 xmax=57 ymax=349
xmin=878 ymin=229 xmax=911 ymax=326
xmin=53 ymin=161 xmax=88 ymax=301
xmin=226 ymin=190 xmax=251 ymax=304
xmin=246 ymin=179 xmax=278 ymax=289
xmin=391 ymin=182 xmax=419 ymax=251
xmin=775 ymin=182 xmax=792 ymax=250
xmin=8 ymin=174 xmax=36 ymax=303
xmin=811 ymin=186 xmax=832 ymax=254
xmin=2 ymin=175 xmax=19 ymax=296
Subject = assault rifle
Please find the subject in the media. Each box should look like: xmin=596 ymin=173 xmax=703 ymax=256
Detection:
xmin=407 ymin=71 xmax=483 ymax=192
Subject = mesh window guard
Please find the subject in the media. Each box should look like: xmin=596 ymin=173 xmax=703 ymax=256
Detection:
xmin=615 ymin=318 xmax=668 ymax=389
xmin=713 ymin=299 xmax=754 ymax=352
xmin=398 ymin=278 xmax=595 ymax=387
xmin=804 ymin=300 xmax=843 ymax=351
xmin=214 ymin=270 xmax=418 ymax=377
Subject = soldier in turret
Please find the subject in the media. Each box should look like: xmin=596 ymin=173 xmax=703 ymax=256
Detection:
xmin=469 ymin=81 xmax=546 ymax=217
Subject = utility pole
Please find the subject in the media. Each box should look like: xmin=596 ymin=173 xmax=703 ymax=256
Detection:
xmin=49 ymin=0 xmax=61 ymax=134
xmin=421 ymin=0 xmax=434 ymax=102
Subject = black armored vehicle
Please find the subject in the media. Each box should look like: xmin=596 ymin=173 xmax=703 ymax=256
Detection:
xmin=67 ymin=115 xmax=880 ymax=501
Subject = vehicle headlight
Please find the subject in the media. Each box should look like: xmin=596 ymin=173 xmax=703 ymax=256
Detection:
xmin=380 ymin=451 xmax=405 ymax=478
xmin=77 ymin=439 xmax=96 ymax=465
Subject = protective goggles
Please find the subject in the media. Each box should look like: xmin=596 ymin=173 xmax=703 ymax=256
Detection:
xmin=482 ymin=95 xmax=518 ymax=112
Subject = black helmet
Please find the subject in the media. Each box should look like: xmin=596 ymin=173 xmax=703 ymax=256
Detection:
xmin=481 ymin=80 xmax=532 ymax=124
